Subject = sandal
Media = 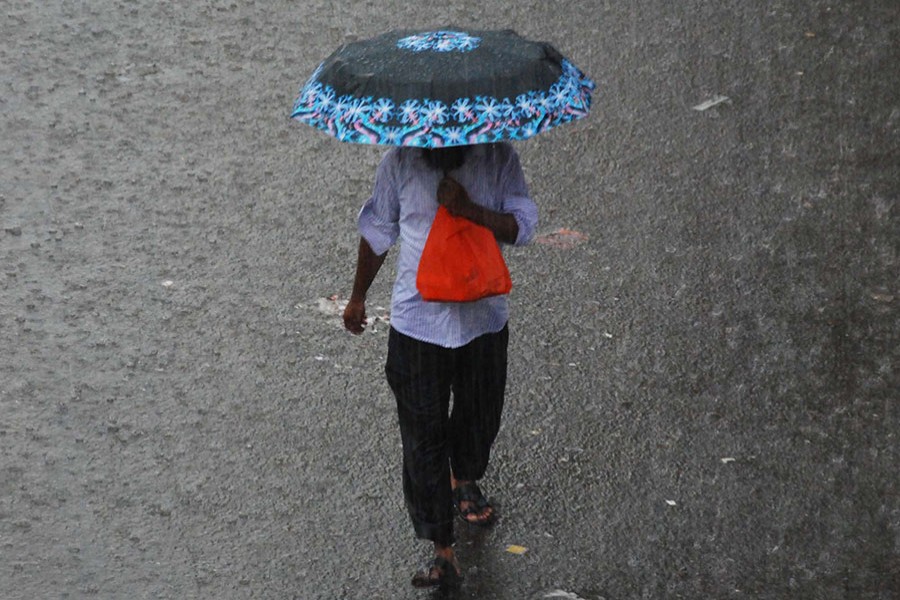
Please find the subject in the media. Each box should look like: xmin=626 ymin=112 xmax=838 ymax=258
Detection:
xmin=411 ymin=555 xmax=462 ymax=588
xmin=452 ymin=482 xmax=497 ymax=526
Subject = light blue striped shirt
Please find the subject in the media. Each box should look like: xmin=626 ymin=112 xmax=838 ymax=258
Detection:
xmin=358 ymin=143 xmax=538 ymax=348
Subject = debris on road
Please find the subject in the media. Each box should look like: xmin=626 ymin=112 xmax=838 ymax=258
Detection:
xmin=313 ymin=295 xmax=390 ymax=331
xmin=692 ymin=95 xmax=730 ymax=111
xmin=665 ymin=499 xmax=677 ymax=506
xmin=161 ymin=280 xmax=174 ymax=288
xmin=366 ymin=314 xmax=391 ymax=332
xmin=535 ymin=228 xmax=588 ymax=249
xmin=544 ymin=590 xmax=590 ymax=600
xmin=721 ymin=457 xmax=737 ymax=464
xmin=316 ymin=295 xmax=347 ymax=316
xmin=506 ymin=545 xmax=528 ymax=555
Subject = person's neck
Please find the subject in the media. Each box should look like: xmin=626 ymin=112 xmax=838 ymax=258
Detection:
xmin=422 ymin=146 xmax=469 ymax=172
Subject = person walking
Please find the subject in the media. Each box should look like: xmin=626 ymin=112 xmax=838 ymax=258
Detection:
xmin=342 ymin=142 xmax=538 ymax=587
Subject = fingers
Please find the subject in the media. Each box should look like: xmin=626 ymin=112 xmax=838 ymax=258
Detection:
xmin=342 ymin=302 xmax=366 ymax=335
xmin=437 ymin=177 xmax=463 ymax=203
xmin=344 ymin=316 xmax=366 ymax=334
xmin=437 ymin=177 xmax=471 ymax=216
xmin=438 ymin=175 xmax=458 ymax=188
xmin=436 ymin=179 xmax=453 ymax=206
xmin=438 ymin=176 xmax=460 ymax=191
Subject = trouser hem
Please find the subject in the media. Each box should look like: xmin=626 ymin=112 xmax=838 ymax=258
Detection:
xmin=412 ymin=519 xmax=455 ymax=546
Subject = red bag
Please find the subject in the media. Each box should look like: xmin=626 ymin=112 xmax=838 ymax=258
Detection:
xmin=416 ymin=205 xmax=512 ymax=302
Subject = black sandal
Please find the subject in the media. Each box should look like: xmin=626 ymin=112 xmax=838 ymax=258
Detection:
xmin=452 ymin=482 xmax=497 ymax=526
xmin=411 ymin=556 xmax=462 ymax=588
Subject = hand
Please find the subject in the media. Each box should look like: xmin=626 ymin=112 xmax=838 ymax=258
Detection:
xmin=437 ymin=176 xmax=474 ymax=218
xmin=343 ymin=298 xmax=367 ymax=334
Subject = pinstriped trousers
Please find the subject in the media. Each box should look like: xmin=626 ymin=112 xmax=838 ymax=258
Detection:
xmin=385 ymin=325 xmax=508 ymax=545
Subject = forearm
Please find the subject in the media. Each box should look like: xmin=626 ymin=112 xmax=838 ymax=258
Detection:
xmin=437 ymin=176 xmax=519 ymax=244
xmin=350 ymin=237 xmax=387 ymax=302
xmin=456 ymin=203 xmax=519 ymax=245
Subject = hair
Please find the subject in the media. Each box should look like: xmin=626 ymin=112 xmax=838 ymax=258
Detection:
xmin=421 ymin=145 xmax=471 ymax=173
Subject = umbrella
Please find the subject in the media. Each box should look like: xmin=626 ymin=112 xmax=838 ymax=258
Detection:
xmin=290 ymin=28 xmax=594 ymax=148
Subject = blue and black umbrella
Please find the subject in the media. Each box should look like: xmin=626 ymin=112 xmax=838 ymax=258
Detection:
xmin=290 ymin=28 xmax=595 ymax=148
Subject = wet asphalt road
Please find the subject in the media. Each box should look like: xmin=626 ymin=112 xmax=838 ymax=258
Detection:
xmin=1 ymin=1 xmax=898 ymax=598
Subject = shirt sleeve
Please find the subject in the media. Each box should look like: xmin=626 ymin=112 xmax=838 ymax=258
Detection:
xmin=498 ymin=145 xmax=539 ymax=246
xmin=357 ymin=149 xmax=401 ymax=256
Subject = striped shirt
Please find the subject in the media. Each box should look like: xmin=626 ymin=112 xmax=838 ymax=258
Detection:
xmin=358 ymin=143 xmax=538 ymax=348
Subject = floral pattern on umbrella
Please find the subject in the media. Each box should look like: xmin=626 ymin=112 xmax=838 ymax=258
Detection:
xmin=291 ymin=59 xmax=594 ymax=147
xmin=396 ymin=31 xmax=482 ymax=53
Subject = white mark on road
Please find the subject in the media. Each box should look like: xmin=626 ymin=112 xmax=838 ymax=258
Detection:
xmin=693 ymin=95 xmax=730 ymax=111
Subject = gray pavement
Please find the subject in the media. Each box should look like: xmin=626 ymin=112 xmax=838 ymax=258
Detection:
xmin=1 ymin=1 xmax=897 ymax=598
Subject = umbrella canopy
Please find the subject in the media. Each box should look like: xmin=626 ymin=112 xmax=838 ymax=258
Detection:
xmin=290 ymin=28 xmax=595 ymax=148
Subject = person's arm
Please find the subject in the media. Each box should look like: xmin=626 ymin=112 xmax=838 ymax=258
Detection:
xmin=343 ymin=237 xmax=388 ymax=334
xmin=345 ymin=149 xmax=401 ymax=334
xmin=437 ymin=177 xmax=519 ymax=244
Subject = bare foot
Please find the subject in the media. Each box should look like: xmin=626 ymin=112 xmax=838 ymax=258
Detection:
xmin=451 ymin=474 xmax=495 ymax=525
xmin=411 ymin=544 xmax=461 ymax=588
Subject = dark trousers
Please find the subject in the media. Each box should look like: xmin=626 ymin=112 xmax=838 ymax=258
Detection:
xmin=385 ymin=325 xmax=508 ymax=546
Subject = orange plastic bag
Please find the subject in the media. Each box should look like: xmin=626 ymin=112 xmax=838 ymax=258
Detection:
xmin=416 ymin=205 xmax=512 ymax=302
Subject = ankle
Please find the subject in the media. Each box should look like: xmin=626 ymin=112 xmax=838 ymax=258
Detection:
xmin=450 ymin=475 xmax=472 ymax=490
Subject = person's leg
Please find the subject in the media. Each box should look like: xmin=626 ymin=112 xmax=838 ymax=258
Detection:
xmin=448 ymin=325 xmax=509 ymax=522
xmin=385 ymin=328 xmax=458 ymax=566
